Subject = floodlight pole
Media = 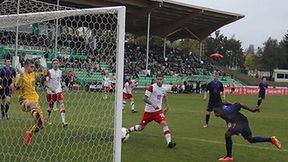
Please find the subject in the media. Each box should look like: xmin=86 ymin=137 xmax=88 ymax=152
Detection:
xmin=199 ymin=41 xmax=203 ymax=62
xmin=163 ymin=37 xmax=167 ymax=59
xmin=145 ymin=12 xmax=151 ymax=76
xmin=15 ymin=0 xmax=20 ymax=56
xmin=199 ymin=41 xmax=205 ymax=78
xmin=54 ymin=0 xmax=60 ymax=56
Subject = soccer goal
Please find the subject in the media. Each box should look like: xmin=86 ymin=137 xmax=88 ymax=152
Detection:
xmin=0 ymin=1 xmax=125 ymax=162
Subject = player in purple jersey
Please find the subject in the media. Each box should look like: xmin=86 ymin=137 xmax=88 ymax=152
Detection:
xmin=0 ymin=58 xmax=16 ymax=120
xmin=214 ymin=102 xmax=281 ymax=161
xmin=256 ymin=77 xmax=268 ymax=109
xmin=203 ymin=71 xmax=225 ymax=128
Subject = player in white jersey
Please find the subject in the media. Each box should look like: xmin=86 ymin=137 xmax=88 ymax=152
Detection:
xmin=44 ymin=58 xmax=68 ymax=127
xmin=128 ymin=74 xmax=176 ymax=148
xmin=102 ymin=73 xmax=112 ymax=99
xmin=123 ymin=76 xmax=139 ymax=113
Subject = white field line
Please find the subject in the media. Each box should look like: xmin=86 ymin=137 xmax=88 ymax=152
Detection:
xmin=2 ymin=117 xmax=287 ymax=153
xmin=142 ymin=132 xmax=288 ymax=153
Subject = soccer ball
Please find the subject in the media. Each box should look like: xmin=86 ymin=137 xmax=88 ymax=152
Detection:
xmin=121 ymin=127 xmax=130 ymax=142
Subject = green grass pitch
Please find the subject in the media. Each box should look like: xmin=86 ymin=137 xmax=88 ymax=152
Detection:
xmin=122 ymin=93 xmax=287 ymax=162
xmin=0 ymin=91 xmax=287 ymax=162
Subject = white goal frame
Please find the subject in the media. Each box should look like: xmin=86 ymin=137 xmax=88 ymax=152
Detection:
xmin=0 ymin=6 xmax=126 ymax=162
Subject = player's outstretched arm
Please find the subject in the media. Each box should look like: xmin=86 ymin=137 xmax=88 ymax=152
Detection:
xmin=203 ymin=82 xmax=210 ymax=101
xmin=15 ymin=74 xmax=24 ymax=90
xmin=35 ymin=66 xmax=48 ymax=80
xmin=10 ymin=69 xmax=16 ymax=92
xmin=61 ymin=81 xmax=68 ymax=92
xmin=124 ymin=83 xmax=129 ymax=93
xmin=44 ymin=81 xmax=55 ymax=93
xmin=163 ymin=95 xmax=169 ymax=114
xmin=0 ymin=76 xmax=2 ymax=89
xmin=240 ymin=103 xmax=259 ymax=113
xmin=38 ymin=58 xmax=48 ymax=77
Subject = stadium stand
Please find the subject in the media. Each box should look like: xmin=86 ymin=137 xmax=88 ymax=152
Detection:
xmin=0 ymin=41 xmax=242 ymax=88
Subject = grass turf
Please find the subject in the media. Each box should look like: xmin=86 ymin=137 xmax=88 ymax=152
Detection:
xmin=0 ymin=92 xmax=287 ymax=162
xmin=122 ymin=93 xmax=287 ymax=162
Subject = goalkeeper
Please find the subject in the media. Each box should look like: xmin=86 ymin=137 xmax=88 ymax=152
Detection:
xmin=15 ymin=59 xmax=47 ymax=145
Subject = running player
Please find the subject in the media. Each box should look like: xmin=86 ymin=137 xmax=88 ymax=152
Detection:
xmin=0 ymin=58 xmax=16 ymax=120
xmin=123 ymin=76 xmax=139 ymax=113
xmin=203 ymin=71 xmax=225 ymax=128
xmin=15 ymin=59 xmax=46 ymax=145
xmin=256 ymin=77 xmax=268 ymax=109
xmin=102 ymin=73 xmax=112 ymax=100
xmin=128 ymin=74 xmax=176 ymax=148
xmin=214 ymin=102 xmax=281 ymax=161
xmin=44 ymin=58 xmax=68 ymax=127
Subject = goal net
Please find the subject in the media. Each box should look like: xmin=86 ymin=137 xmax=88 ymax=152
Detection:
xmin=0 ymin=1 xmax=125 ymax=162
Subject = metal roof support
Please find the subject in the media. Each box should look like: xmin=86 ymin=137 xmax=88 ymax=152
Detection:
xmin=185 ymin=28 xmax=200 ymax=41
xmin=199 ymin=41 xmax=203 ymax=62
xmin=145 ymin=11 xmax=151 ymax=76
xmin=185 ymin=28 xmax=203 ymax=62
xmin=163 ymin=37 xmax=167 ymax=59
xmin=156 ymin=11 xmax=203 ymax=38
xmin=166 ymin=28 xmax=182 ymax=38
xmin=48 ymin=0 xmax=244 ymax=40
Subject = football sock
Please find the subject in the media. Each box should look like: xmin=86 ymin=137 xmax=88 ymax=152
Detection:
xmin=1 ymin=104 xmax=4 ymax=118
xmin=163 ymin=126 xmax=172 ymax=144
xmin=225 ymin=135 xmax=233 ymax=158
xmin=128 ymin=125 xmax=141 ymax=133
xmin=59 ymin=104 xmax=66 ymax=123
xmin=130 ymin=101 xmax=135 ymax=110
xmin=5 ymin=103 xmax=9 ymax=114
xmin=122 ymin=101 xmax=126 ymax=109
xmin=47 ymin=108 xmax=52 ymax=120
xmin=60 ymin=110 xmax=66 ymax=123
xmin=31 ymin=109 xmax=42 ymax=133
xmin=103 ymin=93 xmax=107 ymax=99
xmin=205 ymin=114 xmax=210 ymax=124
xmin=249 ymin=136 xmax=271 ymax=143
xmin=257 ymin=99 xmax=262 ymax=106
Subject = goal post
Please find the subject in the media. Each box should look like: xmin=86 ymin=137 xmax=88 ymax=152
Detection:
xmin=114 ymin=6 xmax=126 ymax=162
xmin=0 ymin=5 xmax=125 ymax=162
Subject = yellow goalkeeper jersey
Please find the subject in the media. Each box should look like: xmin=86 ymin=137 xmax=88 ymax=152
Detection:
xmin=16 ymin=71 xmax=45 ymax=103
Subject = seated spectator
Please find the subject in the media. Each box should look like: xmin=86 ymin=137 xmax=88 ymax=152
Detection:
xmin=171 ymin=84 xmax=178 ymax=93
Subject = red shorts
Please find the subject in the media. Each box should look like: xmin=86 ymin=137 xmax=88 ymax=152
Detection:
xmin=123 ymin=93 xmax=133 ymax=100
xmin=140 ymin=110 xmax=166 ymax=126
xmin=46 ymin=93 xmax=64 ymax=105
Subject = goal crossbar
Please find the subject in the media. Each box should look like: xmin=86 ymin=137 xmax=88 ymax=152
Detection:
xmin=0 ymin=6 xmax=124 ymax=28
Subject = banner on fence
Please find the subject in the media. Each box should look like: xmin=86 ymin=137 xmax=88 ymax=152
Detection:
xmin=224 ymin=86 xmax=288 ymax=95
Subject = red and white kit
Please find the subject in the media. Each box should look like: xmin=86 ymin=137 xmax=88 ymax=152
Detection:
xmin=102 ymin=76 xmax=111 ymax=91
xmin=46 ymin=69 xmax=63 ymax=105
xmin=141 ymin=83 xmax=167 ymax=126
xmin=123 ymin=79 xmax=138 ymax=100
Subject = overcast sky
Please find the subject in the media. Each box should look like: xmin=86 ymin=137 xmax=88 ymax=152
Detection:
xmin=177 ymin=0 xmax=288 ymax=49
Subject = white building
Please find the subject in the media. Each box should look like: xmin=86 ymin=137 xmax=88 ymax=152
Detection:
xmin=274 ymin=69 xmax=288 ymax=82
